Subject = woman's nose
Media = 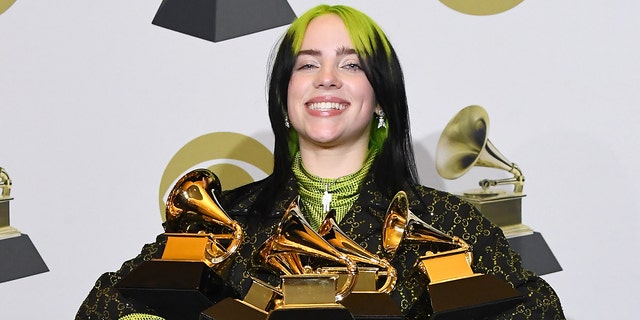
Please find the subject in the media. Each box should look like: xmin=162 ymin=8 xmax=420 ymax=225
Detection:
xmin=314 ymin=67 xmax=342 ymax=89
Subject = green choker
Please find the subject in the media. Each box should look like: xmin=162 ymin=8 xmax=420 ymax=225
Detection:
xmin=292 ymin=151 xmax=376 ymax=230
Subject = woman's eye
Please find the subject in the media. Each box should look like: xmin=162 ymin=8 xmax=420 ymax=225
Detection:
xmin=342 ymin=63 xmax=362 ymax=71
xmin=297 ymin=63 xmax=317 ymax=70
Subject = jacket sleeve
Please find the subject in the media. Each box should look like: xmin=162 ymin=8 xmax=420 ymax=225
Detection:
xmin=402 ymin=187 xmax=565 ymax=319
xmin=471 ymin=222 xmax=565 ymax=319
xmin=75 ymin=235 xmax=167 ymax=320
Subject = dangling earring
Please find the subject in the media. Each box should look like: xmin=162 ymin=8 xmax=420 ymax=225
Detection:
xmin=284 ymin=115 xmax=290 ymax=128
xmin=377 ymin=110 xmax=386 ymax=129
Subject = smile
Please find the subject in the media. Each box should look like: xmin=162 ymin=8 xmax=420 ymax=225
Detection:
xmin=307 ymin=102 xmax=347 ymax=111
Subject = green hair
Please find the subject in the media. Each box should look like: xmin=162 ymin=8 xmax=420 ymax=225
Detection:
xmin=288 ymin=5 xmax=392 ymax=58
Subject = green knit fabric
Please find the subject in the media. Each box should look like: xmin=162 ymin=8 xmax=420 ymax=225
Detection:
xmin=292 ymin=150 xmax=376 ymax=229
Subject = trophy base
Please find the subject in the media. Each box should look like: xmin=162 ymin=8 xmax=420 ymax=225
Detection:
xmin=428 ymin=274 xmax=522 ymax=320
xmin=507 ymin=232 xmax=563 ymax=275
xmin=200 ymin=297 xmax=268 ymax=320
xmin=152 ymin=0 xmax=296 ymax=42
xmin=0 ymin=233 xmax=49 ymax=283
xmin=116 ymin=260 xmax=236 ymax=320
xmin=340 ymin=292 xmax=403 ymax=320
xmin=461 ymin=192 xmax=530 ymax=237
xmin=267 ymin=305 xmax=355 ymax=320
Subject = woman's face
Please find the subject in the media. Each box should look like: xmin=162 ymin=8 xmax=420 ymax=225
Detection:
xmin=287 ymin=14 xmax=378 ymax=152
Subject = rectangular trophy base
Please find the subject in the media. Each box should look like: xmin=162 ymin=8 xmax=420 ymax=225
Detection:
xmin=267 ymin=305 xmax=355 ymax=320
xmin=429 ymin=274 xmax=522 ymax=320
xmin=116 ymin=260 xmax=236 ymax=320
xmin=340 ymin=292 xmax=403 ymax=320
xmin=0 ymin=233 xmax=49 ymax=283
xmin=462 ymin=194 xmax=530 ymax=237
xmin=200 ymin=297 xmax=268 ymax=320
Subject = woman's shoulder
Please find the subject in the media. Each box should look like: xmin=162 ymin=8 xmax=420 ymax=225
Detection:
xmin=405 ymin=184 xmax=490 ymax=229
xmin=219 ymin=176 xmax=273 ymax=215
xmin=409 ymin=184 xmax=474 ymax=209
xmin=222 ymin=177 xmax=270 ymax=198
xmin=221 ymin=175 xmax=267 ymax=195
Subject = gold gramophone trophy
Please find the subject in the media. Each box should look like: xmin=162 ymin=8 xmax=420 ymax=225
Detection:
xmin=252 ymin=198 xmax=360 ymax=320
xmin=383 ymin=191 xmax=522 ymax=319
xmin=436 ymin=105 xmax=530 ymax=237
xmin=317 ymin=210 xmax=402 ymax=319
xmin=116 ymin=169 xmax=243 ymax=320
xmin=200 ymin=275 xmax=281 ymax=320
xmin=0 ymin=166 xmax=48 ymax=283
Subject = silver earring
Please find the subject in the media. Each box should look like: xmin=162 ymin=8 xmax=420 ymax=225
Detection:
xmin=284 ymin=115 xmax=290 ymax=128
xmin=377 ymin=110 xmax=386 ymax=129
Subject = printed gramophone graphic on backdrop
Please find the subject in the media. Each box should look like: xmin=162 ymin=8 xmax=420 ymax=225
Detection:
xmin=0 ymin=167 xmax=18 ymax=238
xmin=0 ymin=166 xmax=48 ymax=283
xmin=436 ymin=105 xmax=531 ymax=237
xmin=435 ymin=105 xmax=562 ymax=276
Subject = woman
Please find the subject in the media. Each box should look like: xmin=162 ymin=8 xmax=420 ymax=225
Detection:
xmin=76 ymin=5 xmax=564 ymax=320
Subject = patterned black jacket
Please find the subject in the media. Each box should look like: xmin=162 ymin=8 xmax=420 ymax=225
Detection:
xmin=75 ymin=172 xmax=564 ymax=320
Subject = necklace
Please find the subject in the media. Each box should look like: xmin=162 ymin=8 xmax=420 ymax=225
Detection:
xmin=322 ymin=183 xmax=333 ymax=213
xmin=292 ymin=151 xmax=376 ymax=229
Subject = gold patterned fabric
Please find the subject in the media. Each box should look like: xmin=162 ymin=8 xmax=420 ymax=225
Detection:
xmin=118 ymin=314 xmax=165 ymax=320
xmin=75 ymin=172 xmax=565 ymax=320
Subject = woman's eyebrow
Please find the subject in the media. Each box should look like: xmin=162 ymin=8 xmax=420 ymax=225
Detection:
xmin=297 ymin=47 xmax=357 ymax=57
xmin=336 ymin=46 xmax=357 ymax=56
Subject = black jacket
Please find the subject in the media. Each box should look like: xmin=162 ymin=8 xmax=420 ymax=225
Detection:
xmin=75 ymin=173 xmax=564 ymax=319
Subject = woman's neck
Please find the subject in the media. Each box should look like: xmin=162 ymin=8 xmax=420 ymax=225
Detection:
xmin=300 ymin=139 xmax=369 ymax=179
xmin=298 ymin=146 xmax=368 ymax=178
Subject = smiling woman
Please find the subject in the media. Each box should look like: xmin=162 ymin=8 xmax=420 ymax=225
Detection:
xmin=75 ymin=4 xmax=565 ymax=320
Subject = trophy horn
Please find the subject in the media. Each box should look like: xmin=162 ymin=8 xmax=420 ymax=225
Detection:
xmin=165 ymin=168 xmax=244 ymax=264
xmin=317 ymin=210 xmax=397 ymax=294
xmin=436 ymin=105 xmax=524 ymax=193
xmin=254 ymin=198 xmax=359 ymax=302
xmin=382 ymin=191 xmax=471 ymax=262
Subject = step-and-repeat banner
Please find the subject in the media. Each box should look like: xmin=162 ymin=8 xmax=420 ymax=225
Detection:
xmin=1 ymin=1 xmax=638 ymax=319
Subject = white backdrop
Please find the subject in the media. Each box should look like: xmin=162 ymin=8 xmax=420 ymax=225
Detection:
xmin=1 ymin=1 xmax=638 ymax=319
